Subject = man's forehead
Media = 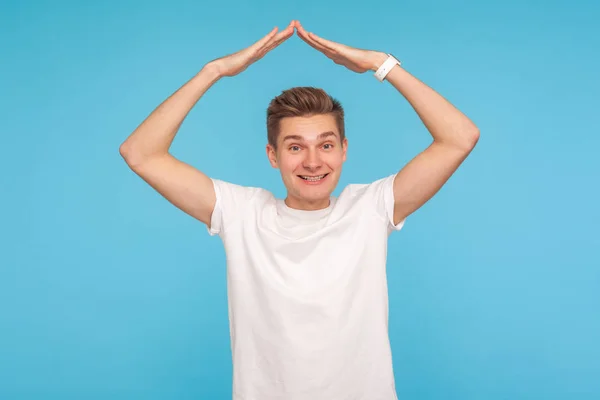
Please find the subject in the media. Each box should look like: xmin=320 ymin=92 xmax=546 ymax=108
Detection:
xmin=280 ymin=114 xmax=336 ymax=128
xmin=278 ymin=115 xmax=340 ymax=142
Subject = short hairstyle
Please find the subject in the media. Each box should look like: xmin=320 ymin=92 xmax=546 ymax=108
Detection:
xmin=266 ymin=87 xmax=345 ymax=150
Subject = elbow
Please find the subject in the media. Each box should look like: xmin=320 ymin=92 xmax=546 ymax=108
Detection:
xmin=444 ymin=129 xmax=479 ymax=153
xmin=119 ymin=141 xmax=166 ymax=170
xmin=119 ymin=141 xmax=134 ymax=163
xmin=469 ymin=128 xmax=480 ymax=148
xmin=119 ymin=141 xmax=145 ymax=169
xmin=119 ymin=142 xmax=129 ymax=159
xmin=450 ymin=129 xmax=480 ymax=153
xmin=459 ymin=126 xmax=480 ymax=152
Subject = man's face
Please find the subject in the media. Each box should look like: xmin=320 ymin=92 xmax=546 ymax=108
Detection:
xmin=266 ymin=114 xmax=348 ymax=210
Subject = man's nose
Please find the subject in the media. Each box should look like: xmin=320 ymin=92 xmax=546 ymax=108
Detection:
xmin=302 ymin=149 xmax=322 ymax=169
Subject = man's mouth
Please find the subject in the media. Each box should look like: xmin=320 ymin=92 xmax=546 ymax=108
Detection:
xmin=298 ymin=173 xmax=329 ymax=182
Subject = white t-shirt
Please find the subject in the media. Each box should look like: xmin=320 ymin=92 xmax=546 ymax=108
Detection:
xmin=207 ymin=174 xmax=405 ymax=400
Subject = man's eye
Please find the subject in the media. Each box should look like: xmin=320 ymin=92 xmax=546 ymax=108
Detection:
xmin=323 ymin=144 xmax=333 ymax=149
xmin=290 ymin=146 xmax=300 ymax=151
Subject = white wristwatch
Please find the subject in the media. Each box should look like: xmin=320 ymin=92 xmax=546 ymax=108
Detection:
xmin=374 ymin=53 xmax=401 ymax=82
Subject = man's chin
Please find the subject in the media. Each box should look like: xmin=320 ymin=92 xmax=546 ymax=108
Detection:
xmin=296 ymin=186 xmax=334 ymax=203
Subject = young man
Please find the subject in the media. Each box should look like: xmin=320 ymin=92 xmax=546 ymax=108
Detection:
xmin=120 ymin=20 xmax=479 ymax=400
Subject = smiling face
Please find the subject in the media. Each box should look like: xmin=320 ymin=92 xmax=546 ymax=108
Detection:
xmin=266 ymin=114 xmax=348 ymax=210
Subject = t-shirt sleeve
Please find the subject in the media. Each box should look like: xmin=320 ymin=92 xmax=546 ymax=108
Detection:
xmin=207 ymin=178 xmax=256 ymax=236
xmin=368 ymin=173 xmax=406 ymax=232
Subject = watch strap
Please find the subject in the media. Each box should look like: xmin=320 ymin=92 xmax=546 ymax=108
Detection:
xmin=374 ymin=54 xmax=401 ymax=82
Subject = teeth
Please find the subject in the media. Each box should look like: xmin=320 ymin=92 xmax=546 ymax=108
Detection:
xmin=300 ymin=174 xmax=326 ymax=181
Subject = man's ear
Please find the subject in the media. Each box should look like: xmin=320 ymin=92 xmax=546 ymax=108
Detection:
xmin=266 ymin=144 xmax=278 ymax=168
xmin=342 ymin=138 xmax=348 ymax=162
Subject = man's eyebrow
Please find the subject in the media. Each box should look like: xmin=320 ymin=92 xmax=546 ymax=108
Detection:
xmin=282 ymin=131 xmax=337 ymax=142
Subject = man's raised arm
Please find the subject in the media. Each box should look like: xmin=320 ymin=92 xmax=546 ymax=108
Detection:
xmin=119 ymin=22 xmax=295 ymax=227
xmin=295 ymin=21 xmax=480 ymax=225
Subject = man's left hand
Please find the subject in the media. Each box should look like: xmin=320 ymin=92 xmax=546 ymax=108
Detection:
xmin=295 ymin=21 xmax=387 ymax=73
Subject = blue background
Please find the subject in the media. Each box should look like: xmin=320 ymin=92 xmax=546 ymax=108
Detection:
xmin=1 ymin=0 xmax=599 ymax=398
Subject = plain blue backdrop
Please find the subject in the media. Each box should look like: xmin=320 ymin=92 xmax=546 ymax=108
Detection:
xmin=1 ymin=0 xmax=599 ymax=399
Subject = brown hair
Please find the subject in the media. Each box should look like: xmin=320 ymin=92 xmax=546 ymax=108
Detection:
xmin=266 ymin=87 xmax=345 ymax=150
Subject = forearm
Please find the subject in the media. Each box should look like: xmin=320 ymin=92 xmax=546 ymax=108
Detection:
xmin=372 ymin=53 xmax=479 ymax=149
xmin=119 ymin=63 xmax=222 ymax=165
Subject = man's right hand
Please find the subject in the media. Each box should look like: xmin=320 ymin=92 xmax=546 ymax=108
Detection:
xmin=208 ymin=21 xmax=295 ymax=78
